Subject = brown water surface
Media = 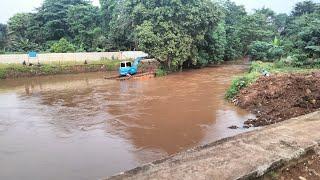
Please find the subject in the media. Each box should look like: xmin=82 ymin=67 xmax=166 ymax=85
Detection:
xmin=0 ymin=65 xmax=255 ymax=180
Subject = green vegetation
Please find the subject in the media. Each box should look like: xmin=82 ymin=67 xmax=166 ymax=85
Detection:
xmin=225 ymin=71 xmax=260 ymax=100
xmin=0 ymin=0 xmax=319 ymax=72
xmin=50 ymin=38 xmax=76 ymax=53
xmin=155 ymin=68 xmax=168 ymax=77
xmin=226 ymin=60 xmax=320 ymax=99
xmin=0 ymin=59 xmax=120 ymax=79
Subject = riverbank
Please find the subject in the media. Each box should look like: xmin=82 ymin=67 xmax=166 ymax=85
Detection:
xmin=226 ymin=61 xmax=320 ymax=127
xmin=0 ymin=58 xmax=161 ymax=79
xmin=236 ymin=72 xmax=320 ymax=127
xmin=108 ymin=111 xmax=320 ymax=179
xmin=0 ymin=60 xmax=120 ymax=79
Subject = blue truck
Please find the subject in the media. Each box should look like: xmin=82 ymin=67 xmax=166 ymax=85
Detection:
xmin=119 ymin=57 xmax=144 ymax=76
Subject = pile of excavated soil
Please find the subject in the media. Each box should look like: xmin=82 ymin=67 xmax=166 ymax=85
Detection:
xmin=235 ymin=72 xmax=320 ymax=127
xmin=264 ymin=151 xmax=320 ymax=180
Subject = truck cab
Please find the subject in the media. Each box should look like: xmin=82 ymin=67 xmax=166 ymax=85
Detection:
xmin=119 ymin=61 xmax=133 ymax=76
xmin=119 ymin=57 xmax=143 ymax=76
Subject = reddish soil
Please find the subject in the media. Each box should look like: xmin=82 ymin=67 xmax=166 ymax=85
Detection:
xmin=264 ymin=151 xmax=320 ymax=180
xmin=235 ymin=72 xmax=320 ymax=127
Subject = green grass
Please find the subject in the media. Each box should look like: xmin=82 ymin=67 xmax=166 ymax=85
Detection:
xmin=225 ymin=71 xmax=260 ymax=99
xmin=225 ymin=60 xmax=320 ymax=100
xmin=0 ymin=59 xmax=121 ymax=79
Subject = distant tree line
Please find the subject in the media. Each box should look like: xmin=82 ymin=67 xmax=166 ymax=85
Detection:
xmin=0 ymin=0 xmax=319 ymax=70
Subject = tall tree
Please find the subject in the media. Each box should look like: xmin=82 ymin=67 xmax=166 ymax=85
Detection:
xmin=7 ymin=13 xmax=32 ymax=40
xmin=67 ymin=4 xmax=102 ymax=51
xmin=100 ymin=0 xmax=118 ymax=31
xmin=0 ymin=24 xmax=8 ymax=51
xmin=238 ymin=12 xmax=276 ymax=54
xmin=274 ymin=13 xmax=289 ymax=34
xmin=38 ymin=0 xmax=89 ymax=41
xmin=285 ymin=12 xmax=320 ymax=57
xmin=291 ymin=0 xmax=319 ymax=17
xmin=7 ymin=13 xmax=39 ymax=52
xmin=107 ymin=0 xmax=141 ymax=50
xmin=135 ymin=0 xmax=222 ymax=70
xmin=222 ymin=0 xmax=247 ymax=60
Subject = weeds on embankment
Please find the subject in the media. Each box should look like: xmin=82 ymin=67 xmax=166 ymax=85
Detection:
xmin=225 ymin=60 xmax=320 ymax=100
xmin=0 ymin=59 xmax=120 ymax=79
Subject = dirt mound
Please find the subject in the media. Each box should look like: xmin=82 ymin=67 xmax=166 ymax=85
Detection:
xmin=235 ymin=72 xmax=320 ymax=127
xmin=264 ymin=151 xmax=320 ymax=180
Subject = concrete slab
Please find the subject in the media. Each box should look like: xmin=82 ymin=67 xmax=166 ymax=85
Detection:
xmin=107 ymin=111 xmax=320 ymax=180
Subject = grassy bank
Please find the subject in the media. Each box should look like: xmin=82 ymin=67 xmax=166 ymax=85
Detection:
xmin=0 ymin=59 xmax=120 ymax=79
xmin=226 ymin=61 xmax=320 ymax=99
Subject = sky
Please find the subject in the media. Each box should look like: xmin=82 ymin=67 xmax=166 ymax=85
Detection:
xmin=0 ymin=0 xmax=320 ymax=23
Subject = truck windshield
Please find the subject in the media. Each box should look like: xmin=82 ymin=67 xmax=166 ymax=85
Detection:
xmin=126 ymin=62 xmax=132 ymax=67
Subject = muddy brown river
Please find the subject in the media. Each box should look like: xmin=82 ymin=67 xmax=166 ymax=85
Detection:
xmin=0 ymin=65 xmax=254 ymax=180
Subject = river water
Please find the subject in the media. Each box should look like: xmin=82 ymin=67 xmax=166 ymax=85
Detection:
xmin=0 ymin=65 xmax=254 ymax=180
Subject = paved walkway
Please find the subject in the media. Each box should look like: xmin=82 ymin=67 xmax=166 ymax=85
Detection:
xmin=108 ymin=111 xmax=320 ymax=180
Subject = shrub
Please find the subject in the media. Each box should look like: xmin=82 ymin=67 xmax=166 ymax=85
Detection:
xmin=41 ymin=64 xmax=59 ymax=74
xmin=268 ymin=46 xmax=284 ymax=60
xmin=291 ymin=53 xmax=308 ymax=67
xmin=248 ymin=40 xmax=285 ymax=61
xmin=155 ymin=68 xmax=167 ymax=77
xmin=249 ymin=61 xmax=274 ymax=73
xmin=248 ymin=41 xmax=272 ymax=61
xmin=0 ymin=67 xmax=7 ymax=79
xmin=225 ymin=72 xmax=260 ymax=99
xmin=50 ymin=38 xmax=76 ymax=53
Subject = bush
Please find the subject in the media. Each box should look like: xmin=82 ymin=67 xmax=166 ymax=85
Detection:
xmin=40 ymin=64 xmax=60 ymax=74
xmin=197 ymin=50 xmax=210 ymax=67
xmin=225 ymin=72 xmax=259 ymax=99
xmin=155 ymin=68 xmax=167 ymax=77
xmin=248 ymin=40 xmax=285 ymax=61
xmin=50 ymin=38 xmax=76 ymax=53
xmin=291 ymin=53 xmax=308 ymax=67
xmin=226 ymin=61 xmax=277 ymax=100
xmin=0 ymin=66 xmax=7 ymax=79
xmin=249 ymin=61 xmax=274 ymax=73
xmin=268 ymin=46 xmax=284 ymax=60
xmin=248 ymin=41 xmax=272 ymax=61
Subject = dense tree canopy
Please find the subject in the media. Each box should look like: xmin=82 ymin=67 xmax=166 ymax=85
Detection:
xmin=0 ymin=24 xmax=8 ymax=51
xmin=222 ymin=0 xmax=246 ymax=60
xmin=134 ymin=0 xmax=222 ymax=70
xmin=1 ymin=0 xmax=320 ymax=69
xmin=67 ymin=4 xmax=103 ymax=51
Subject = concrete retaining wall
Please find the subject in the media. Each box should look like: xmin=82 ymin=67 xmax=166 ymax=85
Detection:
xmin=108 ymin=111 xmax=320 ymax=180
xmin=0 ymin=51 xmax=148 ymax=64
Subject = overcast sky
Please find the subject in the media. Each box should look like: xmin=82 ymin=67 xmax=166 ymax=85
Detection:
xmin=1 ymin=0 xmax=320 ymax=23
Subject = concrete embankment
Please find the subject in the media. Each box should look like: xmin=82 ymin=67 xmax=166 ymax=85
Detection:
xmin=108 ymin=111 xmax=320 ymax=180
xmin=0 ymin=51 xmax=147 ymax=64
